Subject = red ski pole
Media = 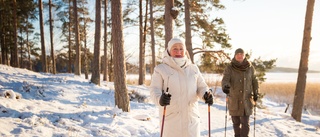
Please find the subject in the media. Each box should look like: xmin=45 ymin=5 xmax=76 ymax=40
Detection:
xmin=208 ymin=103 xmax=211 ymax=137
xmin=254 ymin=102 xmax=256 ymax=137
xmin=160 ymin=87 xmax=169 ymax=137
xmin=160 ymin=105 xmax=166 ymax=137
xmin=225 ymin=95 xmax=228 ymax=137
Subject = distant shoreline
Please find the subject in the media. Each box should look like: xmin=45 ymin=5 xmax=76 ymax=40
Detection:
xmin=267 ymin=67 xmax=320 ymax=73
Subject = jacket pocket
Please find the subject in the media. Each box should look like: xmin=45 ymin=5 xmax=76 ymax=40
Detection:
xmin=228 ymin=97 xmax=239 ymax=110
xmin=190 ymin=113 xmax=200 ymax=124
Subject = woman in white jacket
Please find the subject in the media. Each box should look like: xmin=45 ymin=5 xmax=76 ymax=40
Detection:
xmin=150 ymin=37 xmax=213 ymax=137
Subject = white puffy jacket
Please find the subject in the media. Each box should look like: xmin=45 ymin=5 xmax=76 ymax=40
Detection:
xmin=150 ymin=50 xmax=208 ymax=137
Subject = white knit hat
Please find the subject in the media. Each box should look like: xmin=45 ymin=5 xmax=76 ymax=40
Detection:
xmin=167 ymin=37 xmax=186 ymax=52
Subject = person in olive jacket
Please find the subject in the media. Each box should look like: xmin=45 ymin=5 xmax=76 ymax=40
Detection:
xmin=221 ymin=48 xmax=259 ymax=137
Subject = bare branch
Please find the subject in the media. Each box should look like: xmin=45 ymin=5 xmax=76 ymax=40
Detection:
xmin=193 ymin=49 xmax=231 ymax=61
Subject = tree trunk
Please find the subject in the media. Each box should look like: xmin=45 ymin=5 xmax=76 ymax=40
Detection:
xmin=1 ymin=7 xmax=8 ymax=65
xmin=0 ymin=0 xmax=2 ymax=64
xmin=142 ymin=0 xmax=148 ymax=80
xmin=149 ymin=0 xmax=155 ymax=74
xmin=91 ymin=0 xmax=102 ymax=85
xmin=108 ymin=38 xmax=113 ymax=82
xmin=1 ymin=22 xmax=7 ymax=65
xmin=184 ymin=0 xmax=193 ymax=63
xmin=103 ymin=0 xmax=108 ymax=81
xmin=84 ymin=47 xmax=88 ymax=79
xmin=27 ymin=29 xmax=31 ymax=70
xmin=0 ymin=0 xmax=4 ymax=64
xmin=39 ymin=0 xmax=47 ymax=72
xmin=73 ymin=0 xmax=81 ymax=75
xmin=291 ymin=0 xmax=315 ymax=122
xmin=49 ymin=0 xmax=56 ymax=74
xmin=12 ymin=0 xmax=19 ymax=67
xmin=138 ymin=0 xmax=145 ymax=85
xmin=112 ymin=0 xmax=130 ymax=112
xmin=165 ymin=0 xmax=174 ymax=48
xmin=108 ymin=18 xmax=113 ymax=82
xmin=25 ymin=17 xmax=31 ymax=70
xmin=19 ymin=28 xmax=23 ymax=68
xmin=84 ymin=23 xmax=89 ymax=79
xmin=68 ymin=0 xmax=72 ymax=73
xmin=1 ymin=0 xmax=8 ymax=65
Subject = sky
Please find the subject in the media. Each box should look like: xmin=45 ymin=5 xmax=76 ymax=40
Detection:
xmin=0 ymin=64 xmax=320 ymax=136
xmin=216 ymin=0 xmax=320 ymax=71
xmin=122 ymin=0 xmax=320 ymax=71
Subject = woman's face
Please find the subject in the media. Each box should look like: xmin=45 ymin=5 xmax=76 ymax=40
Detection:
xmin=235 ymin=53 xmax=245 ymax=63
xmin=169 ymin=43 xmax=185 ymax=58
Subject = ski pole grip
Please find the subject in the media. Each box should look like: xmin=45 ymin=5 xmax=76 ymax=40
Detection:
xmin=164 ymin=87 xmax=169 ymax=95
xmin=163 ymin=87 xmax=171 ymax=98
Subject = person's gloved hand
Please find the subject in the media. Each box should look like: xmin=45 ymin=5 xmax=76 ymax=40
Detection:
xmin=159 ymin=92 xmax=171 ymax=106
xmin=223 ymin=85 xmax=230 ymax=94
xmin=203 ymin=92 xmax=213 ymax=105
xmin=253 ymin=94 xmax=258 ymax=101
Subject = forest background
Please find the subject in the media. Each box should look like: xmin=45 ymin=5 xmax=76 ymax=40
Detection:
xmin=0 ymin=0 xmax=318 ymax=122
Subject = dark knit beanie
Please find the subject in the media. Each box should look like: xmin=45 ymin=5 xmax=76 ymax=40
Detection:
xmin=235 ymin=48 xmax=244 ymax=55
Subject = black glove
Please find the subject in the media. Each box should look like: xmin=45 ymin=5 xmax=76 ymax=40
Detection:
xmin=222 ymin=85 xmax=230 ymax=94
xmin=253 ymin=94 xmax=258 ymax=101
xmin=203 ymin=92 xmax=213 ymax=105
xmin=159 ymin=93 xmax=171 ymax=106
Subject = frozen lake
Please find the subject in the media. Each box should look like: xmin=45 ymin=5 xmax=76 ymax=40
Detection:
xmin=264 ymin=72 xmax=320 ymax=83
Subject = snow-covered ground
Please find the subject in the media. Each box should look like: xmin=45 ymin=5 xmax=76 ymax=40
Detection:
xmin=0 ymin=64 xmax=319 ymax=137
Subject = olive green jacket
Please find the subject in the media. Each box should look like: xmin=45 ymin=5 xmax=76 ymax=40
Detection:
xmin=221 ymin=63 xmax=259 ymax=116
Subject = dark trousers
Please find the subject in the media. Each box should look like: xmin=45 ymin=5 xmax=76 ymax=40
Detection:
xmin=231 ymin=115 xmax=250 ymax=137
